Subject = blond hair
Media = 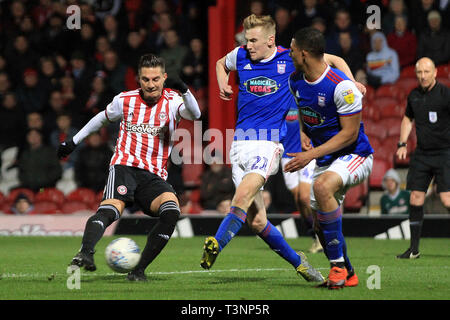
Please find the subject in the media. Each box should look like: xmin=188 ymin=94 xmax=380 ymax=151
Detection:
xmin=243 ymin=14 xmax=276 ymax=35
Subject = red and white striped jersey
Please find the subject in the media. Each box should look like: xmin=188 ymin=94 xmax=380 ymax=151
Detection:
xmin=105 ymin=88 xmax=183 ymax=180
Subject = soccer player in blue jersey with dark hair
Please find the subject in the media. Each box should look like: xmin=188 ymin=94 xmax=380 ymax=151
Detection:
xmin=284 ymin=27 xmax=374 ymax=289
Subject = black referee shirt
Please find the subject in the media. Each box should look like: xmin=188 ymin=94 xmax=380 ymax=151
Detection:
xmin=405 ymin=81 xmax=450 ymax=151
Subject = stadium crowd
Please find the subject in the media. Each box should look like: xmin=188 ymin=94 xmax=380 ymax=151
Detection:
xmin=0 ymin=0 xmax=449 ymax=215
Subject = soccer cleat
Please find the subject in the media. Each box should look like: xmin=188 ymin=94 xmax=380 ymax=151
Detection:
xmin=345 ymin=269 xmax=359 ymax=287
xmin=70 ymin=251 xmax=96 ymax=271
xmin=396 ymin=248 xmax=420 ymax=259
xmin=308 ymin=236 xmax=323 ymax=254
xmin=200 ymin=236 xmax=220 ymax=270
xmin=327 ymin=266 xmax=348 ymax=289
xmin=296 ymin=251 xmax=325 ymax=282
xmin=127 ymin=269 xmax=147 ymax=282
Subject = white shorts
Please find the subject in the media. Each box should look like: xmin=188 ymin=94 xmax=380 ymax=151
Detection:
xmin=281 ymin=157 xmax=316 ymax=190
xmin=230 ymin=140 xmax=284 ymax=188
xmin=310 ymin=154 xmax=373 ymax=211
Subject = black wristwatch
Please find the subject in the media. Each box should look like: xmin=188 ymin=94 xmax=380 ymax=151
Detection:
xmin=397 ymin=142 xmax=407 ymax=149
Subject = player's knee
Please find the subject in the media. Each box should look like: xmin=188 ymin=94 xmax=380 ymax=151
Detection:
xmin=312 ymin=180 xmax=332 ymax=202
xmin=158 ymin=200 xmax=180 ymax=227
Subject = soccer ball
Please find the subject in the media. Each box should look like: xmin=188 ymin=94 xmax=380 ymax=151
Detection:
xmin=105 ymin=237 xmax=141 ymax=273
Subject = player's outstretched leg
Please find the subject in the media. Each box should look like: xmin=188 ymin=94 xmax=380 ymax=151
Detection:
xmin=127 ymin=201 xmax=180 ymax=281
xmin=200 ymin=206 xmax=247 ymax=269
xmin=70 ymin=204 xmax=120 ymax=271
xmin=256 ymin=221 xmax=324 ymax=282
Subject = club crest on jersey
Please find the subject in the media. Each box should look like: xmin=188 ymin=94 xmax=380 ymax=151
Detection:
xmin=277 ymin=61 xmax=286 ymax=74
xmin=318 ymin=95 xmax=326 ymax=107
xmin=117 ymin=185 xmax=127 ymax=195
xmin=159 ymin=112 xmax=168 ymax=121
xmin=300 ymin=107 xmax=325 ymax=127
xmin=429 ymin=111 xmax=437 ymax=123
xmin=244 ymin=76 xmax=278 ymax=97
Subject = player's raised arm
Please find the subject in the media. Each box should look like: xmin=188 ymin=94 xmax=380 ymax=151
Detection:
xmin=170 ymin=80 xmax=201 ymax=120
xmin=216 ymin=54 xmax=234 ymax=100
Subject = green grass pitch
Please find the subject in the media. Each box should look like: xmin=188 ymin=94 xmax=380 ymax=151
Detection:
xmin=0 ymin=236 xmax=448 ymax=300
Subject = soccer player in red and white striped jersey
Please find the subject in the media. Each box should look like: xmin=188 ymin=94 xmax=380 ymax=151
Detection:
xmin=58 ymin=54 xmax=200 ymax=281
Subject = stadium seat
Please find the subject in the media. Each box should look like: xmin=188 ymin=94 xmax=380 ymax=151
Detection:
xmin=367 ymin=135 xmax=381 ymax=152
xmin=437 ymin=64 xmax=450 ymax=79
xmin=7 ymin=188 xmax=35 ymax=203
xmin=344 ymin=183 xmax=368 ymax=212
xmin=1 ymin=201 xmax=13 ymax=214
xmin=437 ymin=77 xmax=450 ymax=87
xmin=400 ymin=65 xmax=416 ymax=78
xmin=66 ymin=188 xmax=97 ymax=206
xmin=369 ymin=159 xmax=392 ymax=189
xmin=382 ymin=117 xmax=402 ymax=137
xmin=362 ymin=103 xmax=381 ymax=122
xmin=182 ymin=163 xmax=204 ymax=186
xmin=364 ymin=85 xmax=376 ymax=102
xmin=61 ymin=201 xmax=91 ymax=214
xmin=375 ymin=84 xmax=406 ymax=101
xmin=380 ymin=102 xmax=404 ymax=119
xmin=34 ymin=188 xmax=65 ymax=207
xmin=396 ymin=78 xmax=418 ymax=95
xmin=363 ymin=119 xmax=388 ymax=140
xmin=31 ymin=201 xmax=60 ymax=214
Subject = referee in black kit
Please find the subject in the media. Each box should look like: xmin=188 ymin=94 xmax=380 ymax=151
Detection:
xmin=396 ymin=57 xmax=450 ymax=259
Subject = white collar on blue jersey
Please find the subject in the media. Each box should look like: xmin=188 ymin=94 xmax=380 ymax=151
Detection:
xmin=304 ymin=64 xmax=330 ymax=85
xmin=259 ymin=47 xmax=278 ymax=63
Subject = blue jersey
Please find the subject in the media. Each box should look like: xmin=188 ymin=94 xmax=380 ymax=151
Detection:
xmin=281 ymin=106 xmax=302 ymax=158
xmin=225 ymin=46 xmax=295 ymax=141
xmin=288 ymin=65 xmax=373 ymax=167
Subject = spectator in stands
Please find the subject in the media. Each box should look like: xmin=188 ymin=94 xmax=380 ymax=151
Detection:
xmin=18 ymin=128 xmax=61 ymax=192
xmin=16 ymin=68 xmax=48 ymax=114
xmin=41 ymin=13 xmax=68 ymax=56
xmin=39 ymin=56 xmax=62 ymax=94
xmin=80 ymin=71 xmax=115 ymax=126
xmin=381 ymin=0 xmax=410 ymax=35
xmin=59 ymin=73 xmax=76 ymax=108
xmin=181 ymin=38 xmax=207 ymax=90
xmin=325 ymin=8 xmax=360 ymax=55
xmin=5 ymin=35 xmax=39 ymax=86
xmin=410 ymin=0 xmax=440 ymax=36
xmin=417 ymin=10 xmax=450 ymax=66
xmin=366 ymin=32 xmax=400 ymax=88
xmin=274 ymin=6 xmax=294 ymax=49
xmin=387 ymin=15 xmax=418 ymax=69
xmin=74 ymin=132 xmax=112 ymax=192
xmin=337 ymin=31 xmax=365 ymax=77
xmin=293 ymin=0 xmax=329 ymax=30
xmin=50 ymin=113 xmax=78 ymax=170
xmin=43 ymin=90 xmax=67 ymax=134
xmin=0 ymin=72 xmax=12 ymax=101
xmin=70 ymin=51 xmax=95 ymax=105
xmin=94 ymin=36 xmax=112 ymax=68
xmin=102 ymin=49 xmax=133 ymax=92
xmin=160 ymin=29 xmax=189 ymax=86
xmin=147 ymin=12 xmax=176 ymax=53
xmin=103 ymin=15 xmax=126 ymax=53
xmin=11 ymin=193 xmax=34 ymax=215
xmin=380 ymin=168 xmax=410 ymax=215
xmin=200 ymin=156 xmax=234 ymax=211
xmin=76 ymin=23 xmax=96 ymax=58
xmin=0 ymin=92 xmax=25 ymax=153
xmin=19 ymin=15 xmax=43 ymax=53
xmin=122 ymin=31 xmax=148 ymax=70
xmin=310 ymin=17 xmax=327 ymax=35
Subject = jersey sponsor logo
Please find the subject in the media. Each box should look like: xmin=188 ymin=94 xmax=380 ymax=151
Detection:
xmin=285 ymin=109 xmax=299 ymax=122
xmin=117 ymin=185 xmax=127 ymax=195
xmin=342 ymin=89 xmax=355 ymax=104
xmin=244 ymin=76 xmax=278 ymax=97
xmin=125 ymin=121 xmax=166 ymax=136
xmin=429 ymin=111 xmax=437 ymax=123
xmin=300 ymin=107 xmax=325 ymax=127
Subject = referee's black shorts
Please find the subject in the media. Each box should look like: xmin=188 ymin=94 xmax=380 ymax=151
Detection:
xmin=101 ymin=165 xmax=176 ymax=216
xmin=406 ymin=148 xmax=450 ymax=193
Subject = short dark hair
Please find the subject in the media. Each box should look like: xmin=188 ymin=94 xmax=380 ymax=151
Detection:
xmin=138 ymin=54 xmax=165 ymax=73
xmin=293 ymin=27 xmax=325 ymax=58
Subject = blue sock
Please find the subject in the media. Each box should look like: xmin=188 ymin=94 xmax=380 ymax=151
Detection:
xmin=214 ymin=207 xmax=247 ymax=251
xmin=317 ymin=207 xmax=345 ymax=263
xmin=258 ymin=222 xmax=301 ymax=268
xmin=342 ymin=238 xmax=353 ymax=272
